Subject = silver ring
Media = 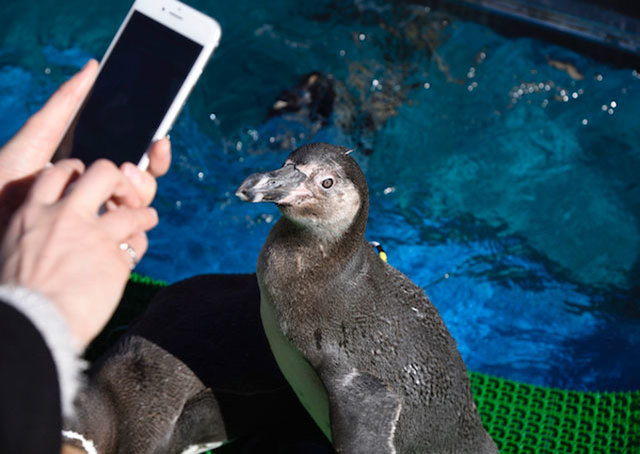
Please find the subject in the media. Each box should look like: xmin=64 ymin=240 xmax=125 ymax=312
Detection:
xmin=119 ymin=242 xmax=138 ymax=270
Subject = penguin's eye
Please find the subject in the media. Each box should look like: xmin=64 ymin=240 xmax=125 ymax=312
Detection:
xmin=321 ymin=178 xmax=334 ymax=189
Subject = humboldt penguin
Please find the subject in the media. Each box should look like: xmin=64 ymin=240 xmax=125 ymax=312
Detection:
xmin=266 ymin=71 xmax=335 ymax=125
xmin=236 ymin=143 xmax=497 ymax=453
xmin=261 ymin=71 xmax=336 ymax=151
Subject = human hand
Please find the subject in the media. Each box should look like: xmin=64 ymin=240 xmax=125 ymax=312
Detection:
xmin=0 ymin=59 xmax=172 ymax=238
xmin=0 ymin=159 xmax=159 ymax=347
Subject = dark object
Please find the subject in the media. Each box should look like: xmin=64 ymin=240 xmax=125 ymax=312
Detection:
xmin=266 ymin=72 xmax=336 ymax=124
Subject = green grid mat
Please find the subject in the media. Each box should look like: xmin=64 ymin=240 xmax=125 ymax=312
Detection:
xmin=470 ymin=373 xmax=640 ymax=453
xmin=117 ymin=274 xmax=640 ymax=453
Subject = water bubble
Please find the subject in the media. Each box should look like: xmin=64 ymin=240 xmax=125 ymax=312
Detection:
xmin=339 ymin=49 xmax=346 ymax=57
xmin=562 ymin=95 xmax=569 ymax=102
xmin=633 ymin=69 xmax=640 ymax=79
xmin=444 ymin=273 xmax=450 ymax=279
xmin=269 ymin=136 xmax=276 ymax=144
xmin=610 ymin=101 xmax=617 ymax=108
xmin=248 ymin=129 xmax=259 ymax=141
xmin=236 ymin=141 xmax=243 ymax=151
xmin=601 ymin=104 xmax=608 ymax=111
xmin=197 ymin=171 xmax=204 ymax=180
xmin=44 ymin=67 xmax=51 ymax=75
xmin=358 ymin=33 xmax=366 ymax=41
xmin=595 ymin=73 xmax=603 ymax=82
xmin=175 ymin=200 xmax=182 ymax=209
xmin=383 ymin=187 xmax=396 ymax=195
xmin=572 ymin=92 xmax=578 ymax=99
xmin=209 ymin=113 xmax=217 ymax=121
xmin=608 ymin=108 xmax=614 ymax=115
xmin=582 ymin=118 xmax=588 ymax=125
xmin=423 ymin=82 xmax=431 ymax=90
xmin=372 ymin=79 xmax=380 ymax=88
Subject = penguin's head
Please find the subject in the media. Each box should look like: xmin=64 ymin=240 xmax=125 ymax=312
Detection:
xmin=236 ymin=143 xmax=368 ymax=241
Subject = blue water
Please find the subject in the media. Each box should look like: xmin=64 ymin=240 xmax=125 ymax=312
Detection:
xmin=1 ymin=0 xmax=639 ymax=392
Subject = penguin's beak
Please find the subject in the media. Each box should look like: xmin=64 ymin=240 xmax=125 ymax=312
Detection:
xmin=236 ymin=164 xmax=311 ymax=204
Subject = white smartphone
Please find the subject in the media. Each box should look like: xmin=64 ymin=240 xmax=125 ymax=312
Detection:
xmin=53 ymin=0 xmax=221 ymax=170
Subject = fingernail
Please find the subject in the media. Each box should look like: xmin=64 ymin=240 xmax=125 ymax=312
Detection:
xmin=147 ymin=207 xmax=159 ymax=224
xmin=81 ymin=58 xmax=97 ymax=72
xmin=122 ymin=162 xmax=143 ymax=187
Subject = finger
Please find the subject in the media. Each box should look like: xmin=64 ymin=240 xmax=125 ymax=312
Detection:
xmin=119 ymin=231 xmax=149 ymax=268
xmin=127 ymin=231 xmax=149 ymax=259
xmin=146 ymin=137 xmax=172 ymax=178
xmin=66 ymin=159 xmax=142 ymax=213
xmin=26 ymin=159 xmax=85 ymax=205
xmin=99 ymin=206 xmax=158 ymax=242
xmin=121 ymin=162 xmax=157 ymax=207
xmin=0 ymin=60 xmax=98 ymax=177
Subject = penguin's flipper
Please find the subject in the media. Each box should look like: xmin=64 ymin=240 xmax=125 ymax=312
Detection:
xmin=327 ymin=371 xmax=401 ymax=454
xmin=167 ymin=387 xmax=226 ymax=453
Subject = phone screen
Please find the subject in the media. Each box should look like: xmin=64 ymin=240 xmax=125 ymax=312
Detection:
xmin=55 ymin=11 xmax=203 ymax=167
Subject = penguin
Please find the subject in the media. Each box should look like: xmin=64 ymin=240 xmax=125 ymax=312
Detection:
xmin=261 ymin=71 xmax=336 ymax=151
xmin=266 ymin=72 xmax=335 ymax=125
xmin=235 ymin=143 xmax=498 ymax=453
xmin=65 ymin=334 xmax=226 ymax=454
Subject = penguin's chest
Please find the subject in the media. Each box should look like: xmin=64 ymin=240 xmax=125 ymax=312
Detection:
xmin=260 ymin=295 xmax=333 ymax=441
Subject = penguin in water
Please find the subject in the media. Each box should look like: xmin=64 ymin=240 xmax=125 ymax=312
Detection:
xmin=236 ymin=143 xmax=498 ymax=453
xmin=266 ymin=72 xmax=335 ymax=125
xmin=260 ymin=71 xmax=336 ymax=151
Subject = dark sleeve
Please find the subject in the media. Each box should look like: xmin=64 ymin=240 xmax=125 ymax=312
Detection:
xmin=0 ymin=301 xmax=62 ymax=453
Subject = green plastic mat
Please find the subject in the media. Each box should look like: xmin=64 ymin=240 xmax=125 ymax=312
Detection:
xmin=103 ymin=274 xmax=640 ymax=453
xmin=470 ymin=373 xmax=640 ymax=453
